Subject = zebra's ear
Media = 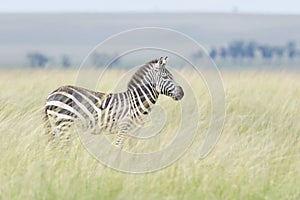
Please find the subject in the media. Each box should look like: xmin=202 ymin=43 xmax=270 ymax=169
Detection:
xmin=159 ymin=56 xmax=168 ymax=67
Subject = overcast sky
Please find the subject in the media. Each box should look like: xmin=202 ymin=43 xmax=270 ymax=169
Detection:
xmin=1 ymin=0 xmax=300 ymax=14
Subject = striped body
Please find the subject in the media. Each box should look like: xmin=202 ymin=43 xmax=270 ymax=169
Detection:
xmin=45 ymin=57 xmax=184 ymax=147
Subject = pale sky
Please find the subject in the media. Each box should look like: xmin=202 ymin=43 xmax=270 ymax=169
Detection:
xmin=1 ymin=0 xmax=300 ymax=14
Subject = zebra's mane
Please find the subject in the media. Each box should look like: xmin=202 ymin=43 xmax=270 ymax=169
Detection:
xmin=127 ymin=59 xmax=158 ymax=89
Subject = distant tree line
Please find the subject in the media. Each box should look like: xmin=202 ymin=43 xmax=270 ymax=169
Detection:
xmin=193 ymin=40 xmax=299 ymax=61
xmin=27 ymin=52 xmax=71 ymax=68
xmin=26 ymin=52 xmax=119 ymax=68
xmin=27 ymin=40 xmax=300 ymax=68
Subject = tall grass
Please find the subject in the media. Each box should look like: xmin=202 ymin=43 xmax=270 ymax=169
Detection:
xmin=0 ymin=69 xmax=299 ymax=199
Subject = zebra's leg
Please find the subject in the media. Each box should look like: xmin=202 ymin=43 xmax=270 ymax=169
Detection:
xmin=113 ymin=119 xmax=136 ymax=148
xmin=45 ymin=114 xmax=74 ymax=143
xmin=113 ymin=129 xmax=128 ymax=148
xmin=113 ymin=122 xmax=132 ymax=148
xmin=54 ymin=120 xmax=74 ymax=140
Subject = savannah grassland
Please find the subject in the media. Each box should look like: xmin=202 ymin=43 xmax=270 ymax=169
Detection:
xmin=0 ymin=69 xmax=299 ymax=200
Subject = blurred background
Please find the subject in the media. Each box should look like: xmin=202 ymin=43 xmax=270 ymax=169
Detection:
xmin=1 ymin=0 xmax=300 ymax=70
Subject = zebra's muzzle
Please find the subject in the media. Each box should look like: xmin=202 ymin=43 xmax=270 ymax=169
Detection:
xmin=172 ymin=86 xmax=184 ymax=101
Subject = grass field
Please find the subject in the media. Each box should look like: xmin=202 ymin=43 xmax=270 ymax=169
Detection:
xmin=0 ymin=69 xmax=299 ymax=200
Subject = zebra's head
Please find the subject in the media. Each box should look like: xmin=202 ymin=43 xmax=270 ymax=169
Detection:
xmin=152 ymin=57 xmax=184 ymax=101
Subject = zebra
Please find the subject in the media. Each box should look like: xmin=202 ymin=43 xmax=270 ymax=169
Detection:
xmin=44 ymin=57 xmax=184 ymax=148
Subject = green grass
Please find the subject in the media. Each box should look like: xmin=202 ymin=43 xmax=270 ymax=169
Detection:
xmin=0 ymin=69 xmax=299 ymax=200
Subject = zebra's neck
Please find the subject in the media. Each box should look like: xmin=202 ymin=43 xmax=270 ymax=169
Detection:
xmin=126 ymin=82 xmax=159 ymax=115
xmin=126 ymin=62 xmax=159 ymax=115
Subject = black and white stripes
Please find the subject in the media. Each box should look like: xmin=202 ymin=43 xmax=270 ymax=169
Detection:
xmin=45 ymin=57 xmax=184 ymax=147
